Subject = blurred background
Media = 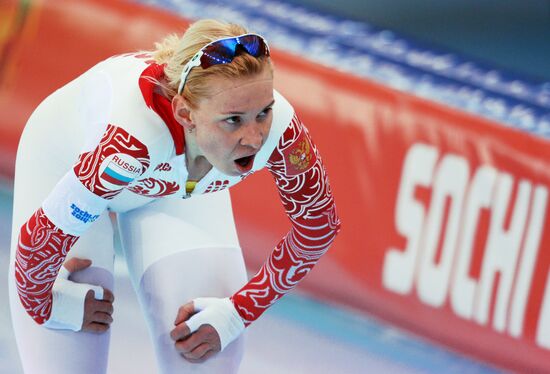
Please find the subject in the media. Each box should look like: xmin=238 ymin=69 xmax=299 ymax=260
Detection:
xmin=1 ymin=0 xmax=549 ymax=373
xmin=277 ymin=0 xmax=550 ymax=81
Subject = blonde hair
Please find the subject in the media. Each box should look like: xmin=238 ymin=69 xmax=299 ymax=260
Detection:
xmin=152 ymin=19 xmax=273 ymax=108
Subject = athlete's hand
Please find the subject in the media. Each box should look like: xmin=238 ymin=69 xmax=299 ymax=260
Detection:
xmin=170 ymin=301 xmax=220 ymax=363
xmin=170 ymin=298 xmax=244 ymax=363
xmin=64 ymin=258 xmax=114 ymax=333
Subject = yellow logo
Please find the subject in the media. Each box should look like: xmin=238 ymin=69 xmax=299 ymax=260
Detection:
xmin=288 ymin=138 xmax=312 ymax=171
xmin=282 ymin=127 xmax=317 ymax=176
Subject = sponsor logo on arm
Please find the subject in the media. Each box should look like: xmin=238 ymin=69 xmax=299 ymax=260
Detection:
xmin=69 ymin=204 xmax=100 ymax=224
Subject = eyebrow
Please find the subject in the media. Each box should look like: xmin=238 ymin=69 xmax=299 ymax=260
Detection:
xmin=221 ymin=99 xmax=275 ymax=115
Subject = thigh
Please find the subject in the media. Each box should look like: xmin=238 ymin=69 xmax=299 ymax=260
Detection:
xmin=8 ymin=117 xmax=115 ymax=374
xmin=117 ymin=191 xmax=248 ymax=374
xmin=138 ymin=248 xmax=247 ymax=374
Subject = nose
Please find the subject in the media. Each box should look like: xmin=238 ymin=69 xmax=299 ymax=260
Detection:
xmin=240 ymin=121 xmax=264 ymax=150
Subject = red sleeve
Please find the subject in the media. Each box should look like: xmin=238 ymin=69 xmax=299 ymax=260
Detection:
xmin=15 ymin=208 xmax=79 ymax=324
xmin=230 ymin=115 xmax=341 ymax=325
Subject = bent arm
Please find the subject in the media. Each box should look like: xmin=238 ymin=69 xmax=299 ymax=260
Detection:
xmin=15 ymin=124 xmax=150 ymax=326
xmin=231 ymin=114 xmax=341 ymax=325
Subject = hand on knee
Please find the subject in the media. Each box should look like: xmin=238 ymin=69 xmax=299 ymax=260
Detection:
xmin=81 ymin=286 xmax=114 ymax=333
xmin=45 ymin=257 xmax=114 ymax=332
xmin=170 ymin=297 xmax=244 ymax=363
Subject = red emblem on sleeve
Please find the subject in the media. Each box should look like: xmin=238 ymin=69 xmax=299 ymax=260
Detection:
xmin=281 ymin=128 xmax=317 ymax=176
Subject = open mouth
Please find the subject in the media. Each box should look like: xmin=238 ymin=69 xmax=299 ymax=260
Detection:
xmin=234 ymin=155 xmax=255 ymax=172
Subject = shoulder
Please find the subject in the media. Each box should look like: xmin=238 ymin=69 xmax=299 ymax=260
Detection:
xmin=78 ymin=54 xmax=150 ymax=119
xmin=62 ymin=60 xmax=173 ymax=188
xmin=86 ymin=55 xmax=173 ymax=157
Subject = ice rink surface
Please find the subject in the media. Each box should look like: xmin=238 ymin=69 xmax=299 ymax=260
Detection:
xmin=0 ymin=186 xmax=502 ymax=373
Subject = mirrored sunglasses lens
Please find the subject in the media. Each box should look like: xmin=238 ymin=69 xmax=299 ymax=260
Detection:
xmin=200 ymin=39 xmax=238 ymax=68
xmin=239 ymin=35 xmax=268 ymax=56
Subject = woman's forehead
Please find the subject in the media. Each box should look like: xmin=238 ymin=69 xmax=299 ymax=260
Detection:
xmin=204 ymin=74 xmax=274 ymax=112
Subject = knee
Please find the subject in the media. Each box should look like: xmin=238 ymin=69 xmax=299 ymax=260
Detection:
xmin=157 ymin=332 xmax=245 ymax=374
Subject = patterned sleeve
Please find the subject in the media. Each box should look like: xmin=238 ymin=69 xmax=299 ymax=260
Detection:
xmin=15 ymin=125 xmax=149 ymax=324
xmin=230 ymin=114 xmax=341 ymax=325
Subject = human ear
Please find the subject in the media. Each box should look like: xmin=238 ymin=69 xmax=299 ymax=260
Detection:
xmin=171 ymin=95 xmax=195 ymax=132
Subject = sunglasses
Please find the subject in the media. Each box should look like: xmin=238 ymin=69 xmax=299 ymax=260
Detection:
xmin=177 ymin=33 xmax=270 ymax=94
